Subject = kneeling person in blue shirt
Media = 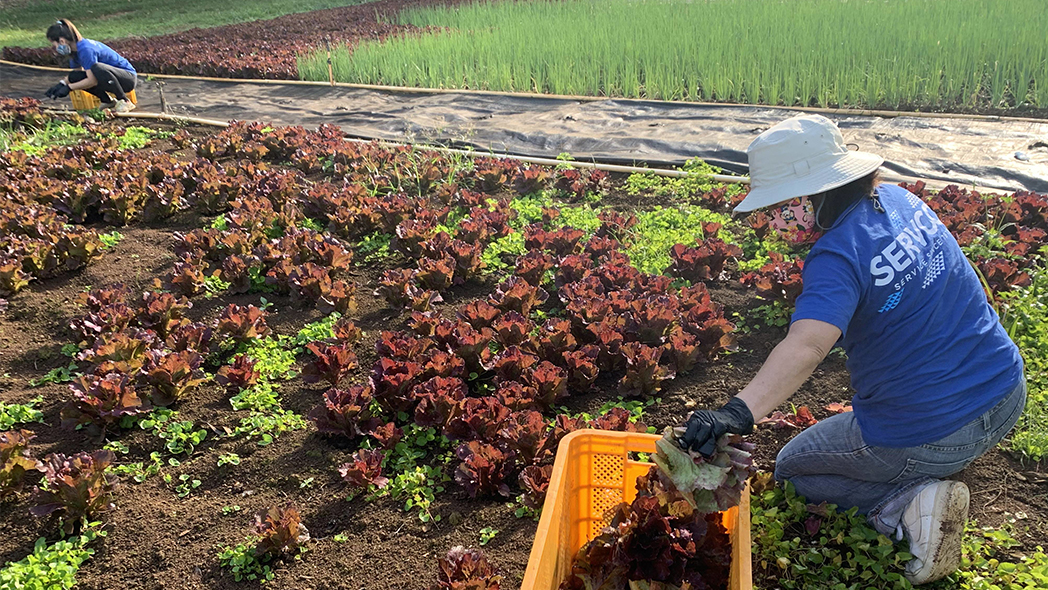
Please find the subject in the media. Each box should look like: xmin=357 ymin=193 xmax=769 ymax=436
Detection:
xmin=677 ymin=115 xmax=1025 ymax=585
xmin=44 ymin=19 xmax=137 ymax=113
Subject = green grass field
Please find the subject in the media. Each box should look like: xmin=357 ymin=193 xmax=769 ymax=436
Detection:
xmin=0 ymin=0 xmax=374 ymax=50
xmin=299 ymin=0 xmax=1048 ymax=111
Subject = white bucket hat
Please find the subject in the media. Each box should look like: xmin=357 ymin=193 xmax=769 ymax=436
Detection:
xmin=734 ymin=114 xmax=884 ymax=214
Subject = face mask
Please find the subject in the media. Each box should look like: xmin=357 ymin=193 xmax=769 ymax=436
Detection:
xmin=55 ymin=43 xmax=71 ymax=55
xmin=767 ymin=196 xmax=824 ymax=246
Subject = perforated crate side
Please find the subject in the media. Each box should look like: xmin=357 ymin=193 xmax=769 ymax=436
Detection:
xmin=521 ymin=429 xmax=752 ymax=590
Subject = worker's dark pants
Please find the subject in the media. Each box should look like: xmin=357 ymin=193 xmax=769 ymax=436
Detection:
xmin=68 ymin=63 xmax=136 ymax=102
xmin=773 ymin=377 xmax=1026 ymax=536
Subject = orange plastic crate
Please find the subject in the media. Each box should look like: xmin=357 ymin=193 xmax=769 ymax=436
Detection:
xmin=521 ymin=430 xmax=752 ymax=590
xmin=70 ymin=88 xmax=137 ymax=110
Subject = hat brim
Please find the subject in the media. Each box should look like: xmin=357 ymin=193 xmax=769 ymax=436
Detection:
xmin=733 ymin=151 xmax=885 ymax=214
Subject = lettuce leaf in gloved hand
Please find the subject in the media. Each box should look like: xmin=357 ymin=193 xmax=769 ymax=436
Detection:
xmin=652 ymin=426 xmax=755 ymax=514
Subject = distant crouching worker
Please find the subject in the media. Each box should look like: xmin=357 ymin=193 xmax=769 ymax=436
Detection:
xmin=44 ymin=19 xmax=137 ymax=113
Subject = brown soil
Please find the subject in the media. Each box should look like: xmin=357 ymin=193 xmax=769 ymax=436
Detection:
xmin=1 ymin=125 xmax=1046 ymax=590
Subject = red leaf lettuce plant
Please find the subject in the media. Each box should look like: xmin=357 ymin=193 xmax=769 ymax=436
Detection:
xmin=0 ymin=429 xmax=42 ymax=498
xmin=429 ymin=546 xmax=503 ymax=590
xmin=31 ymin=450 xmax=117 ymax=534
xmin=339 ymin=448 xmax=389 ymax=491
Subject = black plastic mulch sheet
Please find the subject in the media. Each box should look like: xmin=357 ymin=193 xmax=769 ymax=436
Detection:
xmin=4 ymin=62 xmax=1047 ymax=193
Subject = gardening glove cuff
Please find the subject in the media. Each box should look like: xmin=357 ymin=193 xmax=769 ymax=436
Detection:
xmin=45 ymin=81 xmax=69 ymax=99
xmin=718 ymin=396 xmax=755 ymax=435
xmin=679 ymin=397 xmax=755 ymax=457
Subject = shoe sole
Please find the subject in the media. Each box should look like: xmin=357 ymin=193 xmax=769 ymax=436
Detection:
xmin=910 ymin=482 xmax=969 ymax=585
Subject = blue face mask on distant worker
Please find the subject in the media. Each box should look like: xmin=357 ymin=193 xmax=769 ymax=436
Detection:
xmin=55 ymin=43 xmax=71 ymax=55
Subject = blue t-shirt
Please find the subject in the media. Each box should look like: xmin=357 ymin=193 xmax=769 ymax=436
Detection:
xmin=791 ymin=183 xmax=1023 ymax=447
xmin=70 ymin=39 xmax=135 ymax=74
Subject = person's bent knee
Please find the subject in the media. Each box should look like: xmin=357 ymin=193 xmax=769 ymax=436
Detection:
xmin=772 ymin=429 xmax=817 ymax=481
xmin=773 ymin=449 xmax=797 ymax=482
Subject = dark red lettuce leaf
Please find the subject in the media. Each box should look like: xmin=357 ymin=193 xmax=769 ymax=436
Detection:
xmin=493 ymin=311 xmax=534 ymax=348
xmin=0 ymin=430 xmax=42 ymax=498
xmin=517 ymin=464 xmax=553 ymax=510
xmin=666 ymin=238 xmax=743 ymax=283
xmin=563 ymin=345 xmax=600 ymax=391
xmin=454 ymin=441 xmax=513 ymax=499
xmin=216 ymin=354 xmax=261 ymax=392
xmin=739 ymin=252 xmax=805 ymax=306
xmin=514 ymin=250 xmax=555 ymax=286
xmin=619 ymin=343 xmax=675 ymax=397
xmin=524 ymin=361 xmax=568 ymax=410
xmin=30 ymin=450 xmax=116 ymax=534
xmin=307 ymin=385 xmax=380 ymax=441
xmin=215 ymin=304 xmax=271 ymax=343
xmin=339 ymin=449 xmax=389 ymax=490
xmin=496 ymin=410 xmax=550 ymax=466
xmin=303 ymin=342 xmax=358 ymax=386
xmin=369 ymin=358 xmax=424 ymax=415
xmin=61 ymin=373 xmax=150 ymax=434
xmin=489 ymin=277 xmax=549 ymax=316
xmin=253 ymin=504 xmax=310 ymax=558
xmin=369 ymin=422 xmax=403 ymax=449
xmin=430 ymin=546 xmax=503 ymax=590
xmin=140 ymin=349 xmax=205 ymax=406
xmin=457 ymin=300 xmax=501 ymax=330
xmin=413 ymin=377 xmax=467 ymax=429
xmin=444 ymin=397 xmax=511 ymax=443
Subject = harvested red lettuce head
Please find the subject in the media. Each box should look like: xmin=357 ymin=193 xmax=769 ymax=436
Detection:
xmin=652 ymin=427 xmax=755 ymax=514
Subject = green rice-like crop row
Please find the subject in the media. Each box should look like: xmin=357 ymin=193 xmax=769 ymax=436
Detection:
xmin=298 ymin=0 xmax=1048 ymax=111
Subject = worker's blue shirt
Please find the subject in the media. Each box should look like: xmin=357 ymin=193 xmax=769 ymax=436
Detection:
xmin=70 ymin=39 xmax=135 ymax=74
xmin=791 ymin=183 xmax=1023 ymax=447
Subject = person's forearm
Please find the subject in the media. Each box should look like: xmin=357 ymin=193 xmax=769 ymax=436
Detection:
xmin=735 ymin=337 xmax=825 ymax=420
xmin=67 ymin=69 xmax=96 ymax=91
xmin=68 ymin=78 xmax=94 ymax=91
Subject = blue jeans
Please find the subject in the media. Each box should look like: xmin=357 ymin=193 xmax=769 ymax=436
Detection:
xmin=774 ymin=378 xmax=1027 ymax=536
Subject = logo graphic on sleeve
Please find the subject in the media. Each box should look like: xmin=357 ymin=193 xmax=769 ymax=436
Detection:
xmin=878 ymin=288 xmax=904 ymax=313
xmin=888 ymin=210 xmax=905 ymax=233
xmin=922 ymin=252 xmax=945 ymax=289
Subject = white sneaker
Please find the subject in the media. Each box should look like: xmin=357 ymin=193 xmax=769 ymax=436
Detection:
xmin=900 ymin=480 xmax=969 ymax=585
xmin=113 ymin=99 xmax=136 ymax=114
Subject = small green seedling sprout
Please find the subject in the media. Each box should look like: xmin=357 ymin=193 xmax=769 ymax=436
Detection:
xmin=217 ymin=453 xmax=241 ymax=467
xmin=479 ymin=527 xmax=499 ymax=546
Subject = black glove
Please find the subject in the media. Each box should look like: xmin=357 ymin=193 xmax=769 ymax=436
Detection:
xmin=678 ymin=397 xmax=755 ymax=457
xmin=45 ymin=81 xmax=70 ymax=99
